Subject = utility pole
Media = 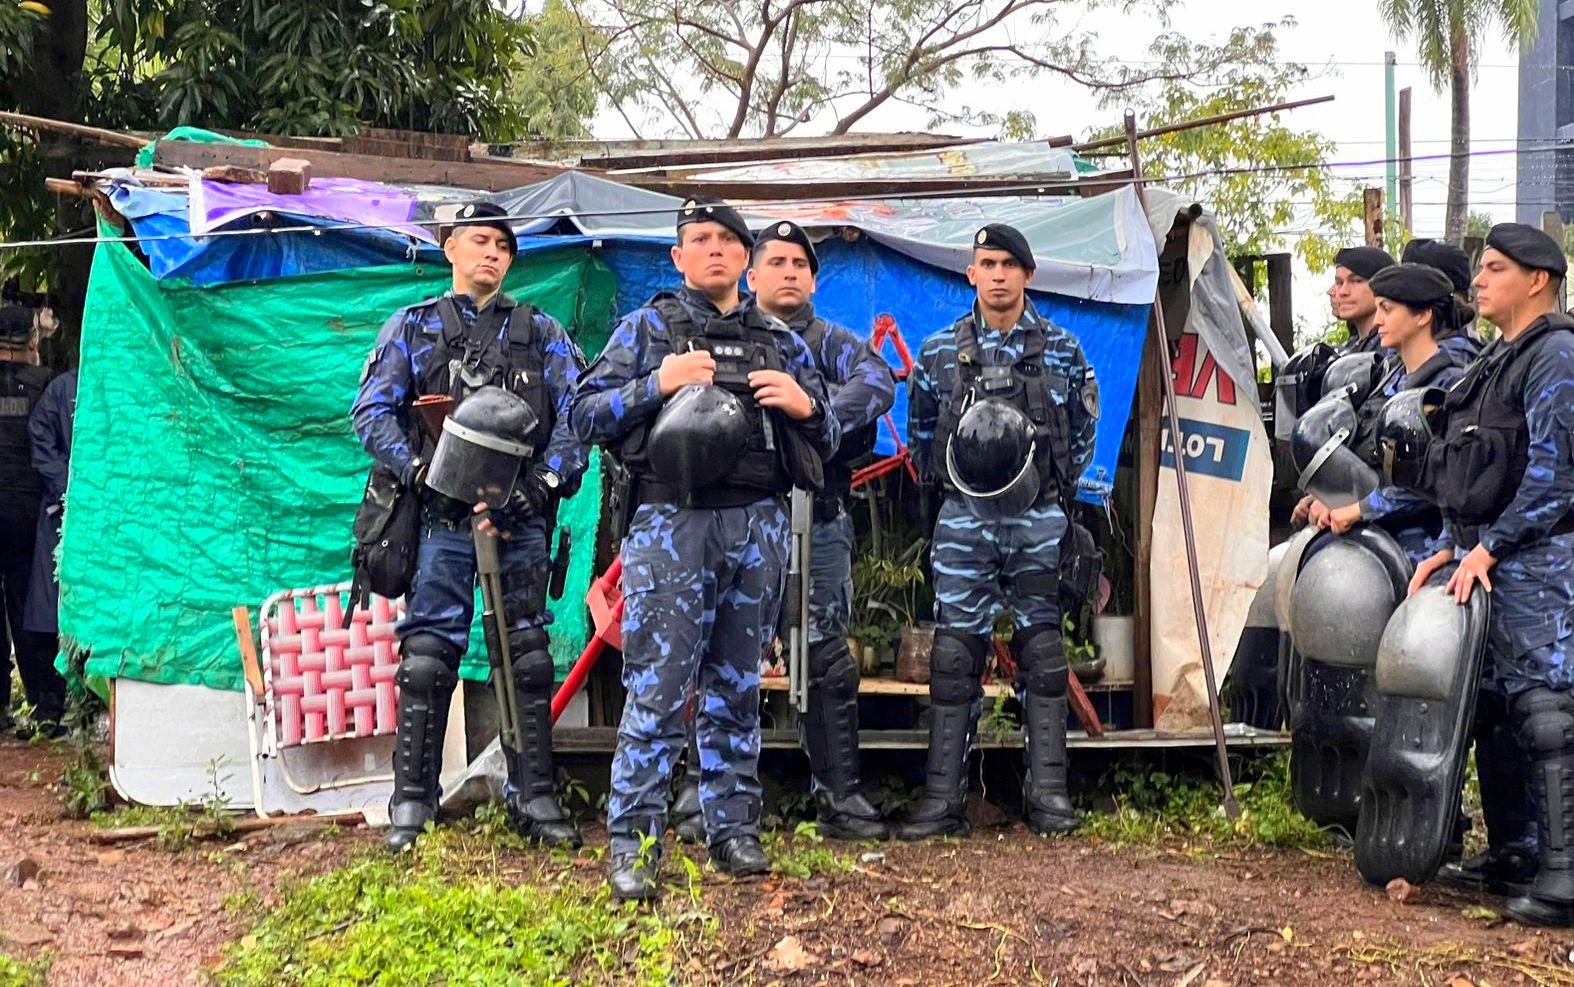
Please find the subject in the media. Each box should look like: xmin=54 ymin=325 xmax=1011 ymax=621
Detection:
xmin=1399 ymin=87 xmax=1413 ymax=235
xmin=1385 ymin=51 xmax=1399 ymax=248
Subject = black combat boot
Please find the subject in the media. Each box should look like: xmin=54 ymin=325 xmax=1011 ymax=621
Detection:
xmin=804 ymin=640 xmax=888 ymax=840
xmin=386 ymin=642 xmax=457 ymax=852
xmin=1504 ymin=689 xmax=1574 ymax=927
xmin=1022 ymin=689 xmax=1078 ymax=835
xmin=609 ymin=817 xmax=664 ymax=902
xmin=895 ymin=703 xmax=976 ymax=841
xmin=502 ymin=631 xmax=580 ymax=848
xmin=711 ymin=835 xmax=770 ymax=876
xmin=1439 ymin=704 xmax=1539 ymax=896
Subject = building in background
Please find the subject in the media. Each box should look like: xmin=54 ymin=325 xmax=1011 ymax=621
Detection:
xmin=1517 ymin=0 xmax=1574 ymax=224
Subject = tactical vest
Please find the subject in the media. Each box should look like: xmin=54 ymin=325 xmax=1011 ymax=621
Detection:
xmin=411 ymin=295 xmax=548 ymax=462
xmin=932 ymin=314 xmax=1071 ymax=503
xmin=1427 ymin=313 xmax=1574 ymax=530
xmin=618 ymin=294 xmax=793 ymax=505
xmin=0 ymin=362 xmax=52 ymax=497
xmin=795 ymin=315 xmax=876 ymax=492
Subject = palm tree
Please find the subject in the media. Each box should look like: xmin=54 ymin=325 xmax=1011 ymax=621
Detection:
xmin=1379 ymin=0 xmax=1538 ymax=245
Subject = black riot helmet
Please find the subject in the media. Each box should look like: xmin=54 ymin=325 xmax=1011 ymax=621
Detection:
xmin=1376 ymin=387 xmax=1445 ymax=493
xmin=1274 ymin=342 xmax=1337 ymax=440
xmin=647 ymin=383 xmax=754 ymax=494
xmin=945 ymin=398 xmax=1041 ymax=519
xmin=1290 ymin=392 xmax=1380 ymax=508
xmin=1320 ymin=351 xmax=1385 ymax=407
xmin=425 ymin=385 xmax=540 ymax=504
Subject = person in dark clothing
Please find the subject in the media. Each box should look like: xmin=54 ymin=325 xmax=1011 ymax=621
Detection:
xmin=0 ymin=304 xmax=65 ymax=736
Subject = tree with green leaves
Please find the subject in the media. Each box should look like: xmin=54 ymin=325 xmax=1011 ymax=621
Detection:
xmin=1379 ymin=0 xmax=1537 ymax=245
xmin=566 ymin=0 xmax=1249 ymax=139
xmin=0 ymin=0 xmax=597 ymax=299
xmin=1091 ymin=20 xmax=1362 ymax=272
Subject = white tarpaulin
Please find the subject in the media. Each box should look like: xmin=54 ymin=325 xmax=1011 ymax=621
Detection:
xmin=1141 ymin=191 xmax=1273 ymax=731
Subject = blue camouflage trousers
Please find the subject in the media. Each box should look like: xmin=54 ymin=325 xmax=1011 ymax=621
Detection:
xmin=808 ymin=507 xmax=855 ymax=647
xmin=1483 ymin=533 xmax=1574 ymax=696
xmin=932 ymin=498 xmax=1066 ymax=636
xmin=607 ymin=499 xmax=789 ymax=854
xmin=398 ymin=512 xmax=552 ymax=660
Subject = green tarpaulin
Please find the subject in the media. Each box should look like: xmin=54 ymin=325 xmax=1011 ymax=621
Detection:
xmin=61 ymin=242 xmax=618 ymax=691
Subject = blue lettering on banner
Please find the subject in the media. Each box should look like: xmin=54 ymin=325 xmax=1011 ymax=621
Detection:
xmin=1159 ymin=417 xmax=1251 ymax=482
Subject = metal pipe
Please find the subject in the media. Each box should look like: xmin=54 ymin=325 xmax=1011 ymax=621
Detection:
xmin=1122 ymin=110 xmax=1241 ymax=819
xmin=473 ymin=522 xmax=524 ymax=753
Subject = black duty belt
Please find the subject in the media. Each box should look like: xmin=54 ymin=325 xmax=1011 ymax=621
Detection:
xmin=637 ymin=479 xmax=783 ymax=510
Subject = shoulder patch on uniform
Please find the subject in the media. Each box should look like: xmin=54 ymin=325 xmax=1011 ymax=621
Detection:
xmin=1081 ymin=366 xmax=1100 ymax=418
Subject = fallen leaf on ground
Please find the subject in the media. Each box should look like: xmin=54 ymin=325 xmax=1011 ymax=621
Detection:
xmin=851 ymin=948 xmax=882 ymax=968
xmin=763 ymin=935 xmax=817 ymax=974
xmin=1385 ymin=878 xmax=1414 ymax=903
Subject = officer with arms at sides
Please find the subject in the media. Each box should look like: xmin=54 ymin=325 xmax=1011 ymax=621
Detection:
xmin=1406 ymin=224 xmax=1574 ymax=928
xmin=569 ymin=196 xmax=839 ymax=900
xmin=902 ymin=223 xmax=1099 ymax=841
xmin=1307 ymin=263 xmax=1471 ymax=564
xmin=352 ymin=202 xmax=589 ymax=853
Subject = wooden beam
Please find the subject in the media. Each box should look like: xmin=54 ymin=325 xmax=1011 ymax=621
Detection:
xmin=154 ymin=139 xmax=565 ymax=192
xmin=1131 ymin=312 xmax=1162 ymax=730
xmin=490 ymin=132 xmax=981 ymax=169
xmin=1265 ymin=253 xmax=1294 ymax=357
xmin=0 ymin=110 xmax=149 ymax=149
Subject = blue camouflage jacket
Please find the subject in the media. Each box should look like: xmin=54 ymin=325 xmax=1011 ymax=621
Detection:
xmin=784 ymin=302 xmax=895 ymax=443
xmin=908 ymin=299 xmax=1097 ymax=488
xmin=351 ymin=291 xmax=589 ymax=495
xmin=568 ymin=285 xmax=840 ymax=457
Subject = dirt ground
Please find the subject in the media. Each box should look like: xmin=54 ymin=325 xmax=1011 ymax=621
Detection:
xmin=1 ymin=737 xmax=1571 ymax=987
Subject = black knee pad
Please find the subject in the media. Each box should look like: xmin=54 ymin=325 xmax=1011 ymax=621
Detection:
xmin=929 ymin=630 xmax=987 ymax=706
xmin=808 ymin=638 xmax=859 ymax=699
xmin=397 ymin=634 xmax=460 ymax=698
xmin=1013 ymin=622 xmax=1068 ymax=697
xmin=510 ymin=628 xmax=554 ymax=693
xmin=1513 ymin=688 xmax=1574 ymax=757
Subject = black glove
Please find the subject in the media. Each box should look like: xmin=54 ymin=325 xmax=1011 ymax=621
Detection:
xmin=508 ymin=466 xmax=560 ymax=516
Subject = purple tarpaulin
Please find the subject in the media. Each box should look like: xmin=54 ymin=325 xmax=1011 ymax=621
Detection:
xmin=186 ymin=176 xmax=433 ymax=243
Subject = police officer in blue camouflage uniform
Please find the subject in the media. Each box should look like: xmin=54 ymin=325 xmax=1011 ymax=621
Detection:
xmin=570 ymin=196 xmax=839 ymax=900
xmin=1409 ymin=224 xmax=1574 ymax=928
xmin=1310 ymin=263 xmax=1470 ymax=565
xmin=900 ymin=223 xmax=1098 ymax=841
xmin=352 ymin=202 xmax=589 ymax=853
xmin=750 ymin=220 xmax=896 ymax=838
xmin=1330 ymin=246 xmax=1396 ymax=357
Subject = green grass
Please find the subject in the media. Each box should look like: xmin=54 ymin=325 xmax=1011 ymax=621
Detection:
xmin=0 ymin=952 xmax=50 ymax=987
xmin=763 ymin=822 xmax=858 ymax=879
xmin=214 ymin=826 xmax=703 ymax=987
xmin=1079 ymin=752 xmax=1329 ymax=851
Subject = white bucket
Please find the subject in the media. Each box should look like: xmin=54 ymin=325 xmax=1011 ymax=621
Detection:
xmin=1094 ymin=614 xmax=1136 ymax=683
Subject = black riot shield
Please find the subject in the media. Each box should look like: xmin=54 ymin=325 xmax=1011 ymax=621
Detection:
xmin=1354 ymin=562 xmax=1490 ymax=885
xmin=1228 ymin=539 xmax=1292 ymax=730
xmin=1284 ymin=525 xmax=1412 ymax=832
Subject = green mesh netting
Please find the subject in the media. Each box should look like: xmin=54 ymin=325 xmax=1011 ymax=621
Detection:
xmin=61 ymin=241 xmax=617 ymax=690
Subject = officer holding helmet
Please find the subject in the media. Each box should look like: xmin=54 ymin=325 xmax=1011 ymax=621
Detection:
xmin=352 ymin=201 xmax=589 ymax=853
xmin=1398 ymin=224 xmax=1574 ymax=927
xmin=903 ymin=223 xmax=1099 ymax=840
xmin=569 ymin=195 xmax=838 ymax=900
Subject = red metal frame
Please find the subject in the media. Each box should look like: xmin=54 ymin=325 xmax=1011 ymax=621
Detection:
xmin=851 ymin=313 xmax=919 ymax=488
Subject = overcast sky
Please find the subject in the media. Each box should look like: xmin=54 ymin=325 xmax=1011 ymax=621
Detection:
xmin=586 ymin=3 xmax=1526 ymax=335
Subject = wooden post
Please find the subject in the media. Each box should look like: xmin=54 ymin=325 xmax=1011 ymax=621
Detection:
xmin=1363 ymin=187 xmax=1385 ymax=247
xmin=1131 ymin=317 xmax=1162 ymax=730
xmin=1265 ymin=253 xmax=1294 ymax=357
xmin=1398 ymin=88 xmax=1413 ymax=234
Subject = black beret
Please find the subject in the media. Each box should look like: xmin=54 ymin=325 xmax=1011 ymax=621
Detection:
xmin=1333 ymin=246 xmax=1395 ymax=281
xmin=752 ymin=220 xmax=819 ymax=274
xmin=1400 ymin=238 xmax=1472 ymax=294
xmin=0 ymin=305 xmax=34 ymax=344
xmin=1486 ymin=222 xmax=1567 ymax=277
xmin=448 ymin=201 xmax=517 ymax=254
xmin=1369 ymin=263 xmax=1454 ymax=307
xmin=973 ymin=223 xmax=1035 ymax=270
xmin=676 ymin=194 xmax=752 ymax=244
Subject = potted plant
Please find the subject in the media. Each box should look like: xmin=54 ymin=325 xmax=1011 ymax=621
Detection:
xmin=1065 ymin=613 xmax=1106 ymax=685
xmin=851 ymin=537 xmax=931 ymax=682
